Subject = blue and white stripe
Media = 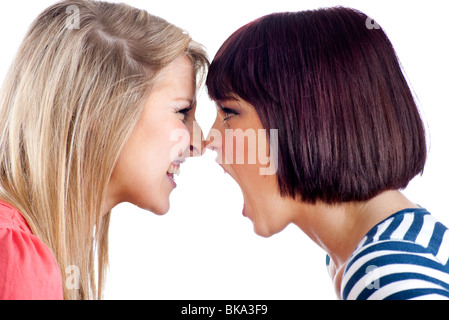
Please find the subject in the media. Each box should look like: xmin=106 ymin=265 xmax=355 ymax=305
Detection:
xmin=339 ymin=208 xmax=449 ymax=300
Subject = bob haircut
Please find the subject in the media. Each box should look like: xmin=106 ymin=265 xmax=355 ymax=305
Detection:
xmin=206 ymin=7 xmax=427 ymax=204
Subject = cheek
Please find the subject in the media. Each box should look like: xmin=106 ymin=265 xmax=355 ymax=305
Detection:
xmin=117 ymin=119 xmax=187 ymax=183
xmin=167 ymin=122 xmax=191 ymax=160
xmin=225 ymin=128 xmax=268 ymax=179
xmin=250 ymin=179 xmax=292 ymax=237
xmin=145 ymin=118 xmax=190 ymax=159
xmin=223 ymin=129 xmax=258 ymax=166
xmin=113 ymin=121 xmax=188 ymax=212
xmin=228 ymin=131 xmax=269 ymax=207
xmin=118 ymin=136 xmax=164 ymax=190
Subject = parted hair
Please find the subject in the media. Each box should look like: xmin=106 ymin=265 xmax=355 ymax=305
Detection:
xmin=206 ymin=7 xmax=426 ymax=204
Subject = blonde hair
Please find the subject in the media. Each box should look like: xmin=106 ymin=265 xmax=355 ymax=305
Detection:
xmin=0 ymin=0 xmax=208 ymax=299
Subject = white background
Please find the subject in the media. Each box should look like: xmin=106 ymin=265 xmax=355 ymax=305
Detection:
xmin=0 ymin=1 xmax=448 ymax=300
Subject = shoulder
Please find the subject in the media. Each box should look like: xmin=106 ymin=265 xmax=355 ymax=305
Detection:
xmin=341 ymin=238 xmax=449 ymax=300
xmin=0 ymin=201 xmax=63 ymax=300
xmin=341 ymin=208 xmax=449 ymax=300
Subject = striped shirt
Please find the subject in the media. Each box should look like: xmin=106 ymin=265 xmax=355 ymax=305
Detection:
xmin=327 ymin=208 xmax=449 ymax=300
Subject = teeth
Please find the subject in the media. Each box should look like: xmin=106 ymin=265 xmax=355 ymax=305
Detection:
xmin=167 ymin=164 xmax=180 ymax=176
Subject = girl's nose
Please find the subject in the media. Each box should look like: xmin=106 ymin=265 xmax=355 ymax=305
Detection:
xmin=205 ymin=115 xmax=223 ymax=152
xmin=189 ymin=120 xmax=205 ymax=157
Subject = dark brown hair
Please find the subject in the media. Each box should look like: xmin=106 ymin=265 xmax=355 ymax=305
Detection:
xmin=206 ymin=7 xmax=427 ymax=204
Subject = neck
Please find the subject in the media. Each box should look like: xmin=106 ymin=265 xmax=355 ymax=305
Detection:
xmin=291 ymin=190 xmax=419 ymax=270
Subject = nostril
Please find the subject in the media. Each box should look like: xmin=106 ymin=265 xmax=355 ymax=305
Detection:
xmin=205 ymin=138 xmax=217 ymax=151
xmin=190 ymin=145 xmax=204 ymax=157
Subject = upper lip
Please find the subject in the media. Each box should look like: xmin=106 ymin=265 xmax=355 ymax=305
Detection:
xmin=171 ymin=158 xmax=185 ymax=166
xmin=167 ymin=159 xmax=185 ymax=175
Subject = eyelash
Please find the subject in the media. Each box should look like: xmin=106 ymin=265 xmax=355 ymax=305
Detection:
xmin=219 ymin=105 xmax=238 ymax=123
xmin=177 ymin=106 xmax=193 ymax=121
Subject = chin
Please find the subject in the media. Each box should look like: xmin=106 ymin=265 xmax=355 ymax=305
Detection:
xmin=254 ymin=228 xmax=273 ymax=238
xmin=152 ymin=202 xmax=170 ymax=215
xmin=152 ymin=207 xmax=170 ymax=215
xmin=252 ymin=221 xmax=274 ymax=238
xmin=252 ymin=219 xmax=288 ymax=238
xmin=137 ymin=198 xmax=170 ymax=215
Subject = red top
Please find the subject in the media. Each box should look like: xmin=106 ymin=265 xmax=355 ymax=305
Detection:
xmin=0 ymin=200 xmax=63 ymax=300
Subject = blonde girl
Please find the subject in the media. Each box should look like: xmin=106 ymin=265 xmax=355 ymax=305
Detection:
xmin=0 ymin=0 xmax=208 ymax=299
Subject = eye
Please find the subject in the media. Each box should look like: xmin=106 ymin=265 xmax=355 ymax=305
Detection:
xmin=218 ymin=105 xmax=238 ymax=124
xmin=177 ymin=105 xmax=193 ymax=121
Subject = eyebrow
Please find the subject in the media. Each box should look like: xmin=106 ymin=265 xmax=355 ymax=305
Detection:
xmin=173 ymin=97 xmax=195 ymax=105
xmin=217 ymin=99 xmax=243 ymax=110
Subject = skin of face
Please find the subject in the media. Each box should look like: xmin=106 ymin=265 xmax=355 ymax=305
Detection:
xmin=206 ymin=98 xmax=420 ymax=298
xmin=105 ymin=56 xmax=200 ymax=215
xmin=207 ymin=98 xmax=295 ymax=237
xmin=206 ymin=96 xmax=421 ymax=300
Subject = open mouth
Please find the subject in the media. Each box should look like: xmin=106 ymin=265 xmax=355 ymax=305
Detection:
xmin=166 ymin=162 xmax=181 ymax=186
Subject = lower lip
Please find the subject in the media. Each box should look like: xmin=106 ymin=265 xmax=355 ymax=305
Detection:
xmin=242 ymin=204 xmax=246 ymax=217
xmin=166 ymin=173 xmax=177 ymax=188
